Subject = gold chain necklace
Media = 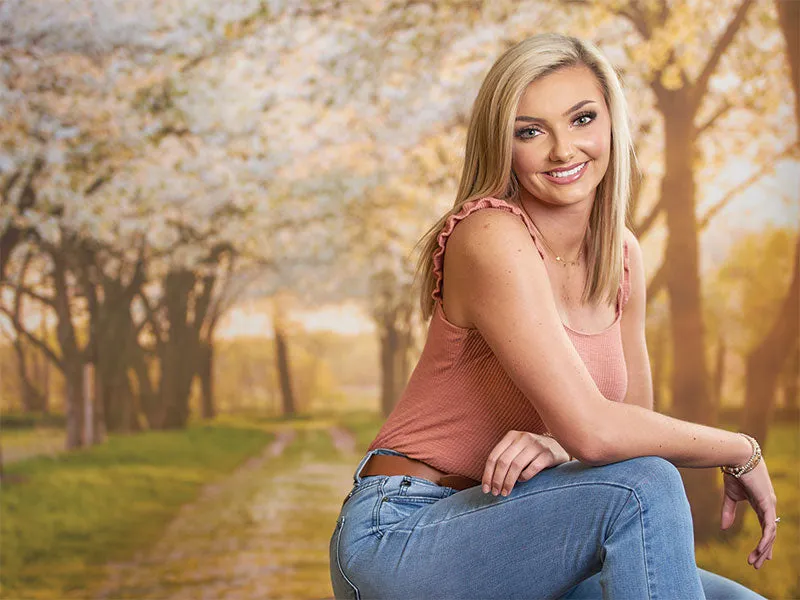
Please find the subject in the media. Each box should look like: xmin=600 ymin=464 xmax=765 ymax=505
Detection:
xmin=518 ymin=201 xmax=587 ymax=267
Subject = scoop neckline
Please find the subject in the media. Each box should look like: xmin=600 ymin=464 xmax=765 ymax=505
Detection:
xmin=434 ymin=299 xmax=620 ymax=337
xmin=560 ymin=306 xmax=621 ymax=337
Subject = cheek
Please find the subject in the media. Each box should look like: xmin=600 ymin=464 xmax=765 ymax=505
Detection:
xmin=512 ymin=145 xmax=543 ymax=175
xmin=582 ymin=129 xmax=610 ymax=158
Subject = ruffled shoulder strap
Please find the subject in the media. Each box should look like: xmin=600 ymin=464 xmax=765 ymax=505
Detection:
xmin=617 ymin=239 xmax=632 ymax=313
xmin=431 ymin=197 xmax=546 ymax=302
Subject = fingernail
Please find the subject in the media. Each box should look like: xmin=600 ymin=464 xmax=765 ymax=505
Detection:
xmin=482 ymin=485 xmax=489 ymax=494
xmin=492 ymin=488 xmax=499 ymax=496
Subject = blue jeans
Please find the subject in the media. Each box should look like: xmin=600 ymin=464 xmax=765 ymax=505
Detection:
xmin=329 ymin=448 xmax=766 ymax=600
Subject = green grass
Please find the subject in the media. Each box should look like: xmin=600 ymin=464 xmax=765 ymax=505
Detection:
xmin=0 ymin=421 xmax=273 ymax=599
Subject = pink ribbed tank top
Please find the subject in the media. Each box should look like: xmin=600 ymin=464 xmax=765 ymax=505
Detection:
xmin=367 ymin=197 xmax=631 ymax=482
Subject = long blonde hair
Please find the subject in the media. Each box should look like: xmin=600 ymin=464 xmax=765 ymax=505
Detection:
xmin=414 ymin=33 xmax=638 ymax=320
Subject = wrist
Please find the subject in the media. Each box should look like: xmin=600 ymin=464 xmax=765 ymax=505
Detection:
xmin=737 ymin=433 xmax=754 ymax=465
xmin=720 ymin=432 xmax=762 ymax=478
xmin=541 ymin=431 xmax=572 ymax=462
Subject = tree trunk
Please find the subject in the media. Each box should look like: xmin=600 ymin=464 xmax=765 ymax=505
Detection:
xmin=132 ymin=347 xmax=160 ymax=429
xmin=776 ymin=0 xmax=799 ymax=140
xmin=64 ymin=362 xmax=84 ymax=449
xmin=52 ymin=249 xmax=87 ymax=449
xmin=379 ymin=307 xmax=398 ymax=418
xmin=274 ymin=323 xmax=296 ymax=417
xmin=14 ymin=340 xmax=42 ymax=412
xmin=199 ymin=341 xmax=216 ymax=419
xmin=741 ymin=238 xmax=800 ymax=447
xmin=712 ymin=336 xmax=726 ymax=409
xmin=395 ymin=300 xmax=415 ymax=403
xmin=781 ymin=342 xmax=799 ymax=415
xmin=650 ymin=323 xmax=667 ymax=413
xmin=96 ymin=280 xmax=132 ymax=432
xmin=158 ymin=270 xmax=200 ymax=429
xmin=35 ymin=320 xmax=50 ymax=413
xmin=660 ymin=97 xmax=720 ymax=541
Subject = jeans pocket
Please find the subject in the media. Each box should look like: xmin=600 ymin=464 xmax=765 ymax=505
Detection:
xmin=329 ymin=515 xmax=361 ymax=600
xmin=375 ymin=494 xmax=440 ymax=537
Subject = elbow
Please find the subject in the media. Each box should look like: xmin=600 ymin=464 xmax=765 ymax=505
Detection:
xmin=576 ymin=440 xmax=608 ymax=466
xmin=570 ymin=436 xmax=607 ymax=466
xmin=567 ymin=403 xmax=613 ymax=466
xmin=559 ymin=429 xmax=607 ymax=466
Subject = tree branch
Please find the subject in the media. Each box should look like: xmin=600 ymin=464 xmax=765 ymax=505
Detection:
xmin=645 ymin=263 xmax=665 ymax=307
xmin=0 ymin=304 xmax=63 ymax=368
xmin=635 ymin=199 xmax=664 ymax=239
xmin=693 ymin=0 xmax=756 ymax=107
xmin=9 ymin=283 xmax=57 ymax=308
xmin=698 ymin=142 xmax=797 ymax=229
xmin=696 ymin=100 xmax=733 ymax=136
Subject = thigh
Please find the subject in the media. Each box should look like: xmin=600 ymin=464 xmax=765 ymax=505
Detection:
xmin=560 ymin=567 xmax=767 ymax=600
xmin=337 ymin=456 xmax=683 ymax=600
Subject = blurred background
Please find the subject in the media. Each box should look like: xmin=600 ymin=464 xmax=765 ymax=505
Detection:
xmin=0 ymin=0 xmax=797 ymax=598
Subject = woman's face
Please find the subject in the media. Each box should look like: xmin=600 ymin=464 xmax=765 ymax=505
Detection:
xmin=511 ymin=64 xmax=611 ymax=208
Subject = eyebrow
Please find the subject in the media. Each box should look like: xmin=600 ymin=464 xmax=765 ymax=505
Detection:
xmin=515 ymin=99 xmax=597 ymax=123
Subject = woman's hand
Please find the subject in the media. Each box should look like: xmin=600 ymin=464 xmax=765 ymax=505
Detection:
xmin=720 ymin=459 xmax=778 ymax=570
xmin=482 ymin=430 xmax=571 ymax=496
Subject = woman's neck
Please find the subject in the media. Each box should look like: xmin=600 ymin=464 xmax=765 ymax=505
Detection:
xmin=517 ymin=193 xmax=593 ymax=260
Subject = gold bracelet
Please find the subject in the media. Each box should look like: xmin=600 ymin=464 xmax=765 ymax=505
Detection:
xmin=720 ymin=432 xmax=761 ymax=479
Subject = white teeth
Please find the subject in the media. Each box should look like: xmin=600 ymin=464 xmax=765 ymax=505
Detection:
xmin=548 ymin=162 xmax=586 ymax=178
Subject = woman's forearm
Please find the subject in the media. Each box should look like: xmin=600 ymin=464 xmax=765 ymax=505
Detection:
xmin=586 ymin=400 xmax=754 ymax=468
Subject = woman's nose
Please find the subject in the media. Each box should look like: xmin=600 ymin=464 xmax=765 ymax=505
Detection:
xmin=549 ymin=134 xmax=575 ymax=163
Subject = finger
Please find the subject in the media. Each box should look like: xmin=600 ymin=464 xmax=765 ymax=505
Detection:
xmin=482 ymin=435 xmax=516 ymax=493
xmin=514 ymin=453 xmax=549 ymax=487
xmin=518 ymin=452 xmax=545 ymax=481
xmin=755 ymin=548 xmax=770 ymax=570
xmin=500 ymin=447 xmax=541 ymax=495
xmin=720 ymin=494 xmax=737 ymax=530
xmin=492 ymin=443 xmax=527 ymax=495
xmin=756 ymin=506 xmax=779 ymax=555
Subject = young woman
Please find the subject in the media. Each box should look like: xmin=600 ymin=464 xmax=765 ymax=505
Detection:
xmin=329 ymin=33 xmax=777 ymax=600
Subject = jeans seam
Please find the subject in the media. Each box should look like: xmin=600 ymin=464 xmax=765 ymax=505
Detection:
xmin=371 ymin=478 xmax=388 ymax=539
xmin=637 ymin=488 xmax=654 ymax=600
xmin=335 ymin=516 xmax=361 ymax=600
xmin=412 ymin=481 xmax=639 ymax=530
xmin=601 ymin=487 xmax=655 ymax=600
xmin=345 ymin=477 xmax=385 ymax=506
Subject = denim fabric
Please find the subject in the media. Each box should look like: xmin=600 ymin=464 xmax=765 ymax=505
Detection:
xmin=329 ymin=448 xmax=766 ymax=600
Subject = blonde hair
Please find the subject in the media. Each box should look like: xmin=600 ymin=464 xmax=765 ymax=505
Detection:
xmin=414 ymin=33 xmax=638 ymax=320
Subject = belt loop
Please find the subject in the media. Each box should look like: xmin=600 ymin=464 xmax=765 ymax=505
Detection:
xmin=353 ymin=449 xmax=381 ymax=485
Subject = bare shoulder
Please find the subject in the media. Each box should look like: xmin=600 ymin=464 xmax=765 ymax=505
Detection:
xmin=623 ymin=226 xmax=643 ymax=267
xmin=442 ymin=207 xmax=548 ymax=328
xmin=446 ymin=207 xmax=533 ymax=261
xmin=622 ymin=227 xmax=646 ymax=320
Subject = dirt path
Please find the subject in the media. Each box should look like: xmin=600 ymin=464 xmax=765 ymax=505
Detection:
xmin=1 ymin=428 xmax=65 ymax=465
xmin=93 ymin=424 xmax=358 ymax=600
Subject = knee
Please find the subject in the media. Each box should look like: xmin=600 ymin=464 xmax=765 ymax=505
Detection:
xmin=623 ymin=456 xmax=692 ymax=516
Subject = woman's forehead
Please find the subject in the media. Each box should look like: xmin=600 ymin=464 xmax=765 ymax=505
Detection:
xmin=516 ymin=65 xmax=604 ymax=118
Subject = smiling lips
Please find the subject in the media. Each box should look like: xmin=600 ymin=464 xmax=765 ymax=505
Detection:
xmin=542 ymin=161 xmax=588 ymax=184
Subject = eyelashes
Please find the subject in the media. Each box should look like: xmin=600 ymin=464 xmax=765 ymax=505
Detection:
xmin=514 ymin=110 xmax=598 ymax=140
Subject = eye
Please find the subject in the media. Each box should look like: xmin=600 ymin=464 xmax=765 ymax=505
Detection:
xmin=573 ymin=111 xmax=597 ymax=126
xmin=515 ymin=126 xmax=541 ymax=140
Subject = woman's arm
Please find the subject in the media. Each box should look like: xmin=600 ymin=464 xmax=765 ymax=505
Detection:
xmin=620 ymin=228 xmax=654 ymax=411
xmin=444 ymin=208 xmax=752 ymax=468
